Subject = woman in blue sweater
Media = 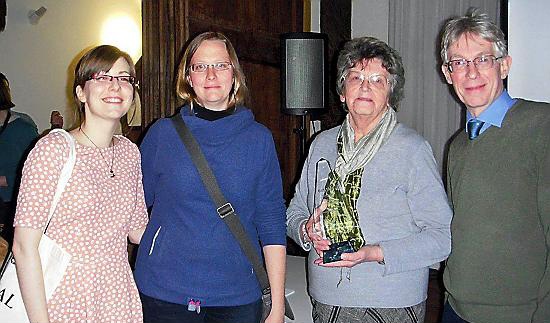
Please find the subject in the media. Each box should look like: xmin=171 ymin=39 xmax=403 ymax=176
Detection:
xmin=134 ymin=32 xmax=287 ymax=323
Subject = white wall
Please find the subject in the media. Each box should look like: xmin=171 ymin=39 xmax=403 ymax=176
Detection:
xmin=352 ymin=0 xmax=389 ymax=42
xmin=507 ymin=0 xmax=550 ymax=103
xmin=309 ymin=0 xmax=321 ymax=32
xmin=0 ymin=0 xmax=141 ymax=131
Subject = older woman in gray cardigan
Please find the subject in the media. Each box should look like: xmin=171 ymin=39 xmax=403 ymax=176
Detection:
xmin=286 ymin=37 xmax=452 ymax=323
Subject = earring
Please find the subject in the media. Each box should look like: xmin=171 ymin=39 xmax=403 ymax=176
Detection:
xmin=341 ymin=101 xmax=348 ymax=112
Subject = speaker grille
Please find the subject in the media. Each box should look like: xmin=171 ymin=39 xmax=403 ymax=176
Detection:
xmin=282 ymin=34 xmax=326 ymax=115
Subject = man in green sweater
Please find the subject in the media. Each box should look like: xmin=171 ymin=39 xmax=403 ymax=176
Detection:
xmin=439 ymin=8 xmax=550 ymax=323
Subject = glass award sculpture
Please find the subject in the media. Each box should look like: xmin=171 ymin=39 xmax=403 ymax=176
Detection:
xmin=321 ymin=167 xmax=365 ymax=263
xmin=312 ymin=159 xmax=330 ymax=237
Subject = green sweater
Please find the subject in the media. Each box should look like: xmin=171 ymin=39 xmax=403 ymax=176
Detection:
xmin=444 ymin=99 xmax=550 ymax=323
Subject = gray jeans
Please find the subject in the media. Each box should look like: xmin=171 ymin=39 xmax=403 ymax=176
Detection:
xmin=312 ymin=299 xmax=426 ymax=323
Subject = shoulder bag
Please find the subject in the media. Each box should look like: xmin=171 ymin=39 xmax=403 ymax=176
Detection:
xmin=0 ymin=129 xmax=75 ymax=322
xmin=170 ymin=115 xmax=294 ymax=322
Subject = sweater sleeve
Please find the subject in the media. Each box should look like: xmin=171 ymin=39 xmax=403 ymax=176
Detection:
xmin=129 ymin=142 xmax=149 ymax=231
xmin=286 ymin=139 xmax=317 ymax=251
xmin=533 ymin=118 xmax=550 ymax=322
xmin=139 ymin=121 xmax=161 ymax=209
xmin=379 ymin=140 xmax=452 ymax=275
xmin=253 ymin=133 xmax=286 ymax=246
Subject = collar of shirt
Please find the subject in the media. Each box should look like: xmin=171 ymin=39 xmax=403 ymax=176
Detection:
xmin=466 ymin=90 xmax=516 ymax=135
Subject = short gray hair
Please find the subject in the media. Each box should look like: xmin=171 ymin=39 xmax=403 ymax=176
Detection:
xmin=440 ymin=7 xmax=507 ymax=63
xmin=336 ymin=37 xmax=405 ymax=110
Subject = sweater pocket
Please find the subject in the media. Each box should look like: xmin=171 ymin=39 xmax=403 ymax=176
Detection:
xmin=148 ymin=225 xmax=163 ymax=256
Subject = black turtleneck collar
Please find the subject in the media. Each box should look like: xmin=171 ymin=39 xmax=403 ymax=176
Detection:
xmin=192 ymin=102 xmax=236 ymax=121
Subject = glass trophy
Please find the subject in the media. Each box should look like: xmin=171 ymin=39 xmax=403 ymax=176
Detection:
xmin=320 ymin=168 xmax=365 ymax=263
xmin=312 ymin=158 xmax=331 ymax=238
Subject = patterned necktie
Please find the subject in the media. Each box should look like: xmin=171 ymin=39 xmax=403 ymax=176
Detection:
xmin=467 ymin=119 xmax=485 ymax=140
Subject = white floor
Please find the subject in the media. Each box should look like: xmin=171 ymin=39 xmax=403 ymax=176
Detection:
xmin=285 ymin=255 xmax=313 ymax=323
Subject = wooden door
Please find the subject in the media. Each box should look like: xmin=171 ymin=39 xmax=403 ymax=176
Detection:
xmin=141 ymin=0 xmax=304 ymax=200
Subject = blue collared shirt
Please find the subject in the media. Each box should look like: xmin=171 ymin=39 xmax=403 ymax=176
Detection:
xmin=466 ymin=90 xmax=517 ymax=135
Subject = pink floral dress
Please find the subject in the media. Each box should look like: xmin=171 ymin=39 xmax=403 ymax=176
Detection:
xmin=14 ymin=131 xmax=148 ymax=323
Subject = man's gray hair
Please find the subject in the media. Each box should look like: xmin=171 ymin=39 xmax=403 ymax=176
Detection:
xmin=440 ymin=7 xmax=507 ymax=63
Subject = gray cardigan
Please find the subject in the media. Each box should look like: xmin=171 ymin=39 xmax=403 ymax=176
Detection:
xmin=286 ymin=123 xmax=452 ymax=308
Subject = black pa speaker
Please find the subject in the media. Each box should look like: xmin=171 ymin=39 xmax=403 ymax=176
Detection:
xmin=281 ymin=32 xmax=327 ymax=115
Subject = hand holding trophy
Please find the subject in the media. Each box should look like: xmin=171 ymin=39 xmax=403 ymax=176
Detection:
xmin=302 ymin=159 xmax=330 ymax=258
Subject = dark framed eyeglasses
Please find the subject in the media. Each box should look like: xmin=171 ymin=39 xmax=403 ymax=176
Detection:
xmin=445 ymin=55 xmax=502 ymax=73
xmin=88 ymin=74 xmax=137 ymax=86
xmin=189 ymin=62 xmax=233 ymax=73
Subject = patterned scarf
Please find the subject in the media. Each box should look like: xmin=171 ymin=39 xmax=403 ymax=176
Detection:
xmin=323 ymin=108 xmax=397 ymax=250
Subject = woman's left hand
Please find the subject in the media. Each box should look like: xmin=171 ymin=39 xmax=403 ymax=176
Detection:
xmin=314 ymin=244 xmax=384 ymax=268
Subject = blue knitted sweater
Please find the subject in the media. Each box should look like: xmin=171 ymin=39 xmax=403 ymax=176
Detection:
xmin=134 ymin=106 xmax=286 ymax=306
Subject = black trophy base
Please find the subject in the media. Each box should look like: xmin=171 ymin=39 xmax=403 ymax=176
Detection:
xmin=323 ymin=241 xmax=354 ymax=263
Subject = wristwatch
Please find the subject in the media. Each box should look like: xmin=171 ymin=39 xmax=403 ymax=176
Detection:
xmin=300 ymin=220 xmax=311 ymax=249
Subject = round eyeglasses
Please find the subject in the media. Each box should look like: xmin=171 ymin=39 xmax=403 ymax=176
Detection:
xmin=89 ymin=74 xmax=137 ymax=86
xmin=189 ymin=62 xmax=233 ymax=73
xmin=344 ymin=71 xmax=390 ymax=90
xmin=445 ymin=55 xmax=502 ymax=73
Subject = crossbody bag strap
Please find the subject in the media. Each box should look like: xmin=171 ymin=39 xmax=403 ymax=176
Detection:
xmin=44 ymin=129 xmax=76 ymax=234
xmin=170 ymin=115 xmax=271 ymax=291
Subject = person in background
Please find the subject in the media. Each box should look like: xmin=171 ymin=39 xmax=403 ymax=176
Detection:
xmin=12 ymin=45 xmax=148 ymax=323
xmin=439 ymin=8 xmax=550 ymax=323
xmin=286 ymin=36 xmax=452 ymax=323
xmin=49 ymin=110 xmax=64 ymax=129
xmin=134 ymin=31 xmax=287 ymax=323
xmin=0 ymin=72 xmax=38 ymax=237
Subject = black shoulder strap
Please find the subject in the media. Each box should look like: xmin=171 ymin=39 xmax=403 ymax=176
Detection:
xmin=170 ymin=114 xmax=294 ymax=320
xmin=171 ymin=114 xmax=270 ymax=288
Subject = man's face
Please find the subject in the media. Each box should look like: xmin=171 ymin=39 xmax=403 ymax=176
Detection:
xmin=442 ymin=33 xmax=512 ymax=117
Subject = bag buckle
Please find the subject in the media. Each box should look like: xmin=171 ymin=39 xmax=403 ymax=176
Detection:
xmin=261 ymin=287 xmax=272 ymax=306
xmin=216 ymin=203 xmax=234 ymax=219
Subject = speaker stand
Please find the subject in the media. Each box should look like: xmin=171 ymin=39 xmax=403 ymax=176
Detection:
xmin=293 ymin=114 xmax=308 ymax=159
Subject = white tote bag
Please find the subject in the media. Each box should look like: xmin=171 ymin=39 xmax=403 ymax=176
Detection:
xmin=0 ymin=129 xmax=75 ymax=322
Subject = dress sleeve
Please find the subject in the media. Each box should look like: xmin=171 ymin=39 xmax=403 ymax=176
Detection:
xmin=129 ymin=144 xmax=149 ymax=231
xmin=14 ymin=133 xmax=69 ymax=229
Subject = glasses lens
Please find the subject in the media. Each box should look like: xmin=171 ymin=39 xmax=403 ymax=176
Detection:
xmin=93 ymin=75 xmax=112 ymax=82
xmin=117 ymin=76 xmax=134 ymax=84
xmin=191 ymin=64 xmax=207 ymax=72
xmin=474 ymin=56 xmax=495 ymax=70
xmin=345 ymin=71 xmax=363 ymax=87
xmin=214 ymin=62 xmax=231 ymax=71
xmin=450 ymin=60 xmax=467 ymax=71
xmin=368 ymin=74 xmax=388 ymax=89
